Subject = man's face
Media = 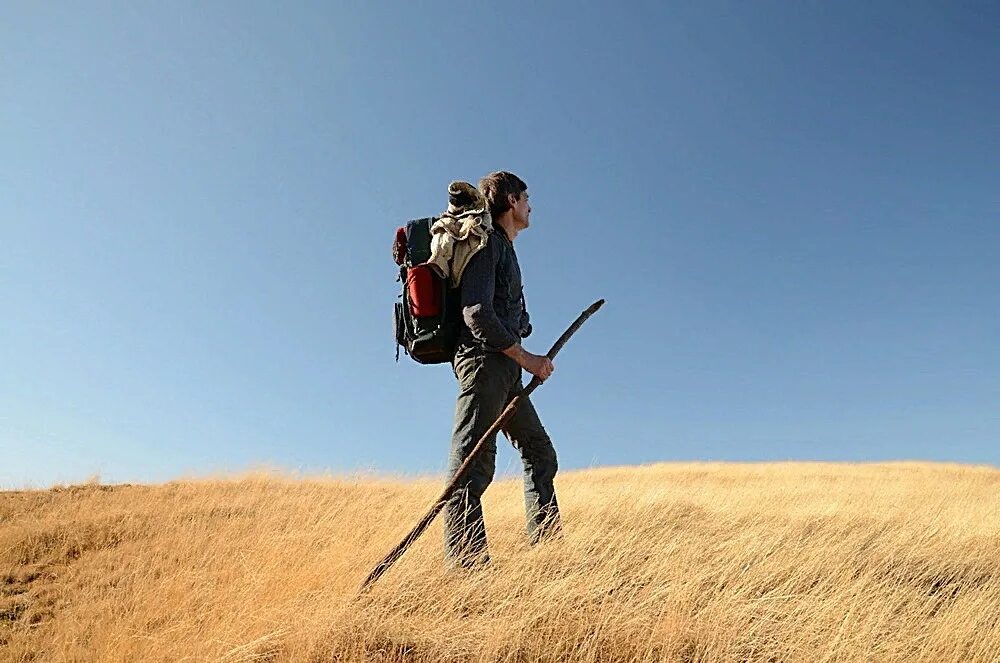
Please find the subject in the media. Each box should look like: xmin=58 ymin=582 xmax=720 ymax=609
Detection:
xmin=509 ymin=190 xmax=531 ymax=230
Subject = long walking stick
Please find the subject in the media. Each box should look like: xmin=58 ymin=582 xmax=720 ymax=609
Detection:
xmin=359 ymin=298 xmax=605 ymax=593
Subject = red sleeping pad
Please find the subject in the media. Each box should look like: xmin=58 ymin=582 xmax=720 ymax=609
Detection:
xmin=406 ymin=264 xmax=441 ymax=317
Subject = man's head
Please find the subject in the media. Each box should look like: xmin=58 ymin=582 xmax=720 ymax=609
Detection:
xmin=479 ymin=171 xmax=531 ymax=233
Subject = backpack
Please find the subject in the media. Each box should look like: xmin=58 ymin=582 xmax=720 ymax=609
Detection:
xmin=392 ymin=217 xmax=461 ymax=364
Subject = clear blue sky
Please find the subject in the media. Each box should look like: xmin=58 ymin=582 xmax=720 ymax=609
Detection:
xmin=2 ymin=2 xmax=998 ymax=488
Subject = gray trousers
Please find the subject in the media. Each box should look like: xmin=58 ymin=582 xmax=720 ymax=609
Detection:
xmin=443 ymin=349 xmax=561 ymax=566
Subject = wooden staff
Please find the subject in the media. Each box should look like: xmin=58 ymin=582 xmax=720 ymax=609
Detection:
xmin=359 ymin=299 xmax=605 ymax=594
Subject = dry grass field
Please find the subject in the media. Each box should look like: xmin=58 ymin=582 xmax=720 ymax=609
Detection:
xmin=2 ymin=462 xmax=1000 ymax=662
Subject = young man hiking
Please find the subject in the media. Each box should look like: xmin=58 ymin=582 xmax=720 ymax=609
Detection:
xmin=444 ymin=171 xmax=560 ymax=568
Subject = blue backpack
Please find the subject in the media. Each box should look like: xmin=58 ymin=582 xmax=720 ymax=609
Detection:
xmin=391 ymin=218 xmax=461 ymax=364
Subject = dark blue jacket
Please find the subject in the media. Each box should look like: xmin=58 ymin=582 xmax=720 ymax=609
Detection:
xmin=457 ymin=225 xmax=531 ymax=353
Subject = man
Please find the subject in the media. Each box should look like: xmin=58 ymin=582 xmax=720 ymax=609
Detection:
xmin=443 ymin=171 xmax=560 ymax=568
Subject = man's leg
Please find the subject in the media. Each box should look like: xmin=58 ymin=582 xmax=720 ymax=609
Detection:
xmin=503 ymin=385 xmax=561 ymax=543
xmin=443 ymin=352 xmax=513 ymax=566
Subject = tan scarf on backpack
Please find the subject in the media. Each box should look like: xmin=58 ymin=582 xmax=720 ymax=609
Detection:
xmin=428 ymin=181 xmax=492 ymax=287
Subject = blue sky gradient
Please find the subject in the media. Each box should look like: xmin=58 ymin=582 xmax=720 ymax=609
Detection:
xmin=2 ymin=2 xmax=998 ymax=487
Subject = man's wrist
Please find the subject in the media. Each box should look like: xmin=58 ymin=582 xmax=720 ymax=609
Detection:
xmin=501 ymin=343 xmax=525 ymax=363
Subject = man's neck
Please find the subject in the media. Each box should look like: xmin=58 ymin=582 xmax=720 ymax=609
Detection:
xmin=493 ymin=214 xmax=518 ymax=242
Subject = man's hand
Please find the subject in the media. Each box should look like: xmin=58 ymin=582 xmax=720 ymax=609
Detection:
xmin=502 ymin=343 xmax=555 ymax=381
xmin=524 ymin=353 xmax=555 ymax=381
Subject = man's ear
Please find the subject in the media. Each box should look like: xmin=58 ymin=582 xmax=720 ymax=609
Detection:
xmin=508 ymin=193 xmax=519 ymax=208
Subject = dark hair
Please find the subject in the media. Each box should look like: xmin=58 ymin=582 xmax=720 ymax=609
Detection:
xmin=478 ymin=171 xmax=527 ymax=220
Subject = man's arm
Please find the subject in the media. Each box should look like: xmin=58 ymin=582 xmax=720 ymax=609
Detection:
xmin=461 ymin=237 xmax=554 ymax=381
xmin=502 ymin=342 xmax=554 ymax=381
xmin=460 ymin=237 xmax=520 ymax=351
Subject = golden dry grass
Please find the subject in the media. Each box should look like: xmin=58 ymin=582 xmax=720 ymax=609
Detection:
xmin=2 ymin=462 xmax=1000 ymax=662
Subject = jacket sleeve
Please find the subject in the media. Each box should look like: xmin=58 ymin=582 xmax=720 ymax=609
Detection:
xmin=460 ymin=236 xmax=519 ymax=351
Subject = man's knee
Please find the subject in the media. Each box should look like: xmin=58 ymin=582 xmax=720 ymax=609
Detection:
xmin=519 ymin=436 xmax=557 ymax=481
xmin=467 ymin=469 xmax=494 ymax=497
xmin=451 ymin=443 xmax=496 ymax=495
xmin=538 ymin=443 xmax=558 ymax=479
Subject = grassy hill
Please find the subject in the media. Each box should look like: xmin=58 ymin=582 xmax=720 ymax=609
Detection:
xmin=2 ymin=462 xmax=999 ymax=662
